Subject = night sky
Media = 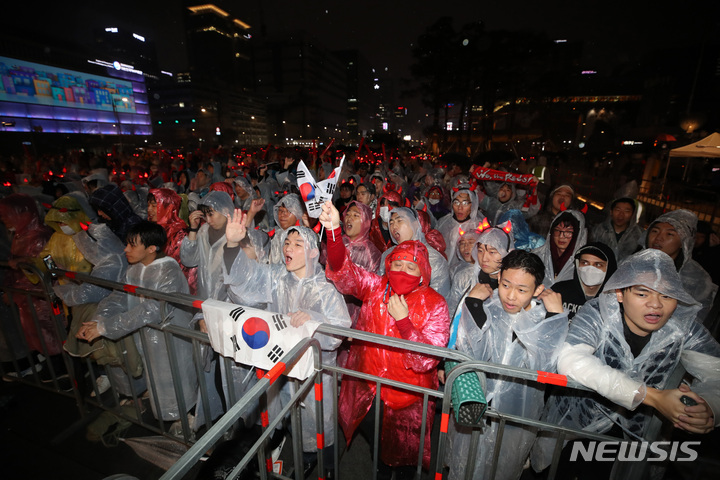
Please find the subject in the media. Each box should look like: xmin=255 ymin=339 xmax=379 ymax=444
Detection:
xmin=5 ymin=0 xmax=715 ymax=80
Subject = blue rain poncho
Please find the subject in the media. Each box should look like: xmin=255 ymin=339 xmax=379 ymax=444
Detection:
xmin=531 ymin=249 xmax=720 ymax=471
xmin=377 ymin=207 xmax=451 ymax=298
xmin=641 ymin=209 xmax=718 ymax=326
xmin=446 ymin=289 xmax=569 ymax=480
xmin=497 ymin=209 xmax=545 ymax=251
xmin=436 ymin=185 xmax=480 ymax=263
xmin=224 ymin=225 xmax=351 ymax=452
xmin=532 ymin=209 xmax=587 ymax=287
xmin=590 ymin=198 xmax=644 ymax=262
xmin=92 ymin=256 xmax=198 ymax=421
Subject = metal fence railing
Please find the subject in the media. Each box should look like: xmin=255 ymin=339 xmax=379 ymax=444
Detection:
xmin=1 ymin=263 xmax=695 ymax=480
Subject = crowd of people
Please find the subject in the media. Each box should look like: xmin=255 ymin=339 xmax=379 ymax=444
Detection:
xmin=0 ymin=145 xmax=719 ymax=480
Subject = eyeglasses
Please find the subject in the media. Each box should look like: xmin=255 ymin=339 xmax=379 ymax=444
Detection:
xmin=452 ymin=200 xmax=471 ymax=207
xmin=552 ymin=229 xmax=574 ymax=238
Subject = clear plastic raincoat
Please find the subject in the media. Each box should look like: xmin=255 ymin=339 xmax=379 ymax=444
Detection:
xmin=641 ymin=209 xmax=718 ymax=325
xmin=531 ymin=249 xmax=720 ymax=471
xmin=447 ymin=289 xmax=569 ymax=480
xmin=89 ymin=184 xmax=143 ymax=243
xmin=532 ymin=209 xmax=587 ymax=287
xmin=224 ymin=225 xmax=351 ymax=452
xmin=269 ymin=194 xmax=304 ymax=265
xmin=325 ymin=236 xmax=450 ymax=468
xmin=479 ymin=181 xmax=540 ymax=225
xmin=590 ymin=198 xmax=643 ymax=262
xmin=436 ymin=185 xmax=480 ymax=263
xmin=377 ymin=207 xmax=451 ymax=298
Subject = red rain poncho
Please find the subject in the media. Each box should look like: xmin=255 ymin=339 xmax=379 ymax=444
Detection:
xmin=0 ymin=194 xmax=56 ymax=354
xmin=149 ymin=188 xmax=198 ymax=294
xmin=326 ymin=234 xmax=449 ymax=468
xmin=368 ymin=190 xmax=403 ymax=254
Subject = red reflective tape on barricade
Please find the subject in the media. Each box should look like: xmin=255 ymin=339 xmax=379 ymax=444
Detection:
xmin=256 ymin=368 xmax=264 ymax=379
xmin=316 ymin=433 xmax=324 ymax=449
xmin=314 ymin=383 xmax=323 ymax=402
xmin=192 ymin=300 xmax=204 ymax=309
xmin=261 ymin=410 xmax=269 ymax=428
xmin=440 ymin=412 xmax=449 ymax=433
xmin=265 ymin=458 xmax=272 ymax=472
xmin=52 ymin=304 xmax=61 ymax=315
xmin=263 ymin=363 xmax=286 ymax=385
xmin=435 ymin=473 xmax=444 ymax=480
xmin=65 ymin=272 xmax=76 ymax=279
xmin=123 ymin=284 xmax=137 ymax=294
xmin=536 ymin=370 xmax=568 ymax=387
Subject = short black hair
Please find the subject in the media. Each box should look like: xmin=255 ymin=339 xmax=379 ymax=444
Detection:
xmin=198 ymin=203 xmax=215 ymax=216
xmin=611 ymin=197 xmax=636 ymax=213
xmin=501 ymin=250 xmax=545 ymax=288
xmin=127 ymin=220 xmax=167 ymax=253
xmin=357 ymin=183 xmax=376 ymax=196
xmin=147 ymin=192 xmax=157 ymax=204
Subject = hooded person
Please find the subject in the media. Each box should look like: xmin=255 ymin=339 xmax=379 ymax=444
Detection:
xmin=209 ymin=181 xmax=235 ymax=200
xmin=222 ymin=215 xmax=351 ymax=477
xmin=532 ymin=209 xmax=588 ymax=287
xmin=269 ymin=193 xmax=305 ymax=265
xmin=320 ymin=201 xmax=450 ymax=477
xmin=148 ymin=188 xmax=197 ymax=295
xmin=207 ymin=160 xmax=225 ymax=184
xmin=417 ymin=208 xmax=446 ymax=259
xmin=436 ymin=181 xmax=481 ymax=263
xmin=423 ymin=185 xmax=451 ymax=221
xmin=446 ymin=228 xmax=482 ymax=318
xmin=497 ymin=209 xmax=545 ymax=251
xmin=642 ymin=209 xmax=718 ymax=326
xmin=120 ymin=179 xmax=148 ymax=219
xmin=89 ymin=184 xmax=143 ymax=243
xmin=377 ymin=207 xmax=451 ymax=298
xmin=82 ymin=221 xmax=198 ymax=422
xmin=0 ymin=194 xmax=55 ymax=367
xmin=551 ymin=242 xmax=618 ymax=320
xmin=528 ymin=184 xmax=576 ymax=238
xmin=531 ymin=249 xmax=720 ymax=474
xmin=231 ymin=175 xmax=256 ymax=211
xmin=590 ymin=197 xmax=643 ymax=262
xmin=479 ymin=180 xmax=540 ymax=225
xmin=368 ymin=190 xmax=404 ymax=253
xmin=254 ymin=181 xmax=278 ymax=229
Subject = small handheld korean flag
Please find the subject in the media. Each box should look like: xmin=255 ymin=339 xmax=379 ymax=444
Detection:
xmin=297 ymin=155 xmax=345 ymax=218
xmin=201 ymin=299 xmax=321 ymax=380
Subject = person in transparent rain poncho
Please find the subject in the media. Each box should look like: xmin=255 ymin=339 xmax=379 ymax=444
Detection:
xmin=77 ymin=221 xmax=197 ymax=423
xmin=180 ymin=190 xmax=267 ymax=430
xmin=531 ymin=249 xmax=720 ymax=477
xmin=446 ymin=222 xmax=515 ymax=332
xmin=436 ymin=182 xmax=481 ymax=264
xmin=641 ymin=209 xmax=718 ymax=326
xmin=445 ymin=250 xmax=567 ymax=480
xmin=269 ymin=193 xmax=305 ymax=265
xmin=222 ymin=210 xmax=351 ymax=477
xmin=376 ymin=207 xmax=451 ymax=298
xmin=56 ymin=222 xmax=146 ymax=397
xmin=590 ymin=197 xmax=644 ymax=262
xmin=532 ymin=209 xmax=588 ymax=287
xmin=479 ymin=180 xmax=540 ymax=226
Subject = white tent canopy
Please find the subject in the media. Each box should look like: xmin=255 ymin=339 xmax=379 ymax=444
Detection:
xmin=669 ymin=132 xmax=720 ymax=158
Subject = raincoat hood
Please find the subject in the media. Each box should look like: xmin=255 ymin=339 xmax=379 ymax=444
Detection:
xmin=383 ymin=239 xmax=432 ymax=285
xmin=209 ymin=181 xmax=234 ymax=200
xmin=388 ymin=207 xmax=425 ymax=245
xmin=643 ymin=209 xmax=697 ymax=269
xmin=478 ymin=225 xmax=515 ymax=258
xmin=497 ymin=209 xmax=545 ymax=251
xmin=375 ymin=190 xmax=404 ymax=221
xmin=279 ymin=225 xmax=322 ymax=278
xmin=149 ymin=188 xmax=184 ymax=227
xmin=198 ymin=190 xmax=234 ymax=217
xmin=342 ymin=200 xmax=373 ymax=239
xmin=273 ymin=193 xmax=304 ymax=228
xmin=73 ymin=223 xmax=126 ymax=266
xmin=450 ymin=182 xmax=479 ymax=218
xmin=45 ymin=195 xmax=91 ymax=234
xmin=603 ymin=248 xmax=697 ymax=305
xmin=232 ymin=175 xmax=255 ymax=199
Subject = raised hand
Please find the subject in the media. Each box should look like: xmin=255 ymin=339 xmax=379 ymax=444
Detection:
xmin=249 ymin=198 xmax=265 ymax=214
xmin=225 ymin=208 xmax=247 ymax=247
xmin=318 ymin=201 xmax=340 ymax=230
xmin=189 ymin=209 xmax=204 ymax=229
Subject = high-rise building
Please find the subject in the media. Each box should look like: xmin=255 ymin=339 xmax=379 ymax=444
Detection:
xmin=334 ymin=50 xmax=376 ymax=138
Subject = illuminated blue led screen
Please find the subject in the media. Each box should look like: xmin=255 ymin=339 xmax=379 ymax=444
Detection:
xmin=0 ymin=56 xmax=151 ymax=135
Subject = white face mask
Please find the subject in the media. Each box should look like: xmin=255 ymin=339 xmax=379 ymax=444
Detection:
xmin=379 ymin=206 xmax=391 ymax=223
xmin=578 ymin=265 xmax=606 ymax=286
xmin=59 ymin=224 xmax=77 ymax=235
xmin=427 ymin=198 xmax=440 ymax=205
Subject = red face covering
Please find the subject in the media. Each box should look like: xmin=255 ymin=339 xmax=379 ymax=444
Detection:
xmin=387 ymin=270 xmax=422 ymax=295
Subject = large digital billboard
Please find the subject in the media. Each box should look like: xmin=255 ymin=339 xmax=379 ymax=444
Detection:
xmin=0 ymin=56 xmax=151 ymax=136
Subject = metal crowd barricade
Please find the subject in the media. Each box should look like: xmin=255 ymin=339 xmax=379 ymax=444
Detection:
xmin=1 ymin=263 xmax=676 ymax=480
